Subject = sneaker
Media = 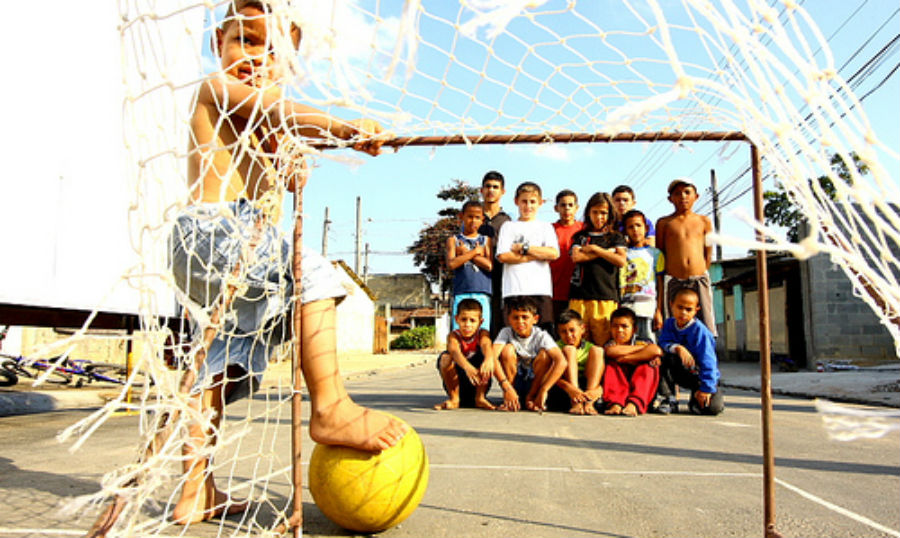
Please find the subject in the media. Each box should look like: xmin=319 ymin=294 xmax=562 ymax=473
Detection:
xmin=651 ymin=397 xmax=678 ymax=415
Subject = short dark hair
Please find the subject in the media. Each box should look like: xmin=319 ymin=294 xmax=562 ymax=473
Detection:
xmin=515 ymin=181 xmax=542 ymax=200
xmin=610 ymin=307 xmax=637 ymax=325
xmin=612 ymin=185 xmax=635 ymax=198
xmin=222 ymin=1 xmax=302 ymax=49
xmin=482 ymin=170 xmax=505 ymax=188
xmin=557 ymin=309 xmax=583 ymax=326
xmin=672 ymin=287 xmax=700 ymax=304
xmin=622 ymin=209 xmax=647 ymax=226
xmin=506 ymin=296 xmax=538 ymax=316
xmin=456 ymin=298 xmax=483 ymax=315
xmin=460 ymin=200 xmax=484 ymax=215
xmin=555 ymin=189 xmax=577 ymax=204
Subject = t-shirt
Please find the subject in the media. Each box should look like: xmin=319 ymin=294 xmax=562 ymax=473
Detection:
xmin=569 ymin=230 xmax=627 ymax=301
xmin=495 ymin=219 xmax=558 ymax=299
xmin=619 ymin=246 xmax=665 ymax=318
xmin=495 ymin=326 xmax=556 ymax=370
xmin=556 ymin=339 xmax=594 ymax=373
xmin=451 ymin=233 xmax=492 ymax=296
xmin=479 ymin=210 xmax=512 ymax=306
xmin=550 ymin=221 xmax=585 ymax=301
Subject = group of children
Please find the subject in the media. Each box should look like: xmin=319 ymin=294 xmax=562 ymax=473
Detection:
xmin=435 ymin=173 xmax=725 ymax=417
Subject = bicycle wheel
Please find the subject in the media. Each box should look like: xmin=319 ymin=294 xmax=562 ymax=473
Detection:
xmin=14 ymin=360 xmax=73 ymax=385
xmin=0 ymin=362 xmax=18 ymax=387
xmin=85 ymin=363 xmax=153 ymax=388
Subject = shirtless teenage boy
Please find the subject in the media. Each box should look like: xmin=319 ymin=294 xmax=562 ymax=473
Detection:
xmin=170 ymin=1 xmax=405 ymax=524
xmin=655 ymin=178 xmax=717 ymax=336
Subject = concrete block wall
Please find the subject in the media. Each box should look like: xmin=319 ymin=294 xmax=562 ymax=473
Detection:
xmin=804 ymin=254 xmax=897 ymax=361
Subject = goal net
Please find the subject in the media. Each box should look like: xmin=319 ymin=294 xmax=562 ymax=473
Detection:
xmin=49 ymin=0 xmax=898 ymax=536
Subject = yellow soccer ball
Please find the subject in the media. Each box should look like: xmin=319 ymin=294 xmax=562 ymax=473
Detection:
xmin=308 ymin=420 xmax=429 ymax=533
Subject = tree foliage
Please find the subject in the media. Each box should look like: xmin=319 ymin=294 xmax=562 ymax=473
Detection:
xmin=763 ymin=152 xmax=868 ymax=242
xmin=407 ymin=179 xmax=481 ymax=294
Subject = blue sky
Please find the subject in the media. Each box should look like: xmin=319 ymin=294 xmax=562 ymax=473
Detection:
xmin=213 ymin=1 xmax=900 ymax=277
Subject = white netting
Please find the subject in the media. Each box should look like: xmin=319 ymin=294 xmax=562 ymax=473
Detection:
xmin=45 ymin=0 xmax=899 ymax=536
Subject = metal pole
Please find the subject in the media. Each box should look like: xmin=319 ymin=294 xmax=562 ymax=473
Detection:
xmin=355 ymin=196 xmax=362 ymax=274
xmin=364 ymin=242 xmax=370 ymax=284
xmin=711 ymin=169 xmax=722 ymax=261
xmin=322 ymin=206 xmax=330 ymax=256
xmin=290 ymin=187 xmax=305 ymax=538
xmin=751 ymin=144 xmax=779 ymax=538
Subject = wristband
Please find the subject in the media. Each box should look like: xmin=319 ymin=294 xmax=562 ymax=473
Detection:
xmin=522 ymin=243 xmax=529 ymax=255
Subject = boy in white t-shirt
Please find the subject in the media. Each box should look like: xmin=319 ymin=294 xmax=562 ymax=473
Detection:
xmin=495 ymin=181 xmax=559 ymax=333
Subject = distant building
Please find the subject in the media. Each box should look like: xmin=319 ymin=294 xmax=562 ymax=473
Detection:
xmin=332 ymin=260 xmax=377 ymax=354
xmin=367 ymin=273 xmax=435 ymax=332
xmin=714 ymin=251 xmax=898 ymax=369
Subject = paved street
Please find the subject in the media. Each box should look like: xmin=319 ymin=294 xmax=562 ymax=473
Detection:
xmin=1 ymin=362 xmax=898 ymax=537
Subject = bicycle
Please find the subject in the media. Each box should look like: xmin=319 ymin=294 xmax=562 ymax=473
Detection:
xmin=0 ymin=352 xmax=152 ymax=388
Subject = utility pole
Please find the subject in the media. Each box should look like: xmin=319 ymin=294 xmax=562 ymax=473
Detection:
xmin=711 ymin=169 xmax=722 ymax=261
xmin=364 ymin=242 xmax=370 ymax=284
xmin=321 ymin=206 xmax=330 ymax=256
xmin=355 ymin=196 xmax=362 ymax=274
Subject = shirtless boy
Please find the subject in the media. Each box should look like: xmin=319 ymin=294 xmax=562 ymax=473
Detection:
xmin=169 ymin=1 xmax=405 ymax=524
xmin=655 ymin=178 xmax=717 ymax=336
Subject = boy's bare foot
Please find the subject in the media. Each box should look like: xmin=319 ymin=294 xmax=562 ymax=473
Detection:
xmin=310 ymin=399 xmax=408 ymax=453
xmin=604 ymin=404 xmax=623 ymax=415
xmin=569 ymin=402 xmax=585 ymax=415
xmin=474 ymin=396 xmax=496 ymax=410
xmin=622 ymin=402 xmax=639 ymax=417
xmin=173 ymin=486 xmax=248 ymax=525
xmin=433 ymin=399 xmax=460 ymax=410
xmin=583 ymin=401 xmax=599 ymax=415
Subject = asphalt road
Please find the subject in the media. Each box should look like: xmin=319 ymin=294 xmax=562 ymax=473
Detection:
xmin=1 ymin=364 xmax=898 ymax=538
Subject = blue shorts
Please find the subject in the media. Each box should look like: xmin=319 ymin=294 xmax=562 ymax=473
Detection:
xmin=171 ymin=200 xmax=346 ymax=401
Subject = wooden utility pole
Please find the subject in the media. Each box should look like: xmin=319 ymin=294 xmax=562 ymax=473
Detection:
xmin=355 ymin=196 xmax=362 ymax=274
xmin=711 ymin=169 xmax=722 ymax=261
xmin=321 ymin=206 xmax=330 ymax=256
xmin=364 ymin=242 xmax=370 ymax=284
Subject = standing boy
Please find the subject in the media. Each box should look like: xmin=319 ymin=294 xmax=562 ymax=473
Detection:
xmin=478 ymin=171 xmax=512 ymax=337
xmin=168 ymin=1 xmax=405 ymax=525
xmin=495 ymin=181 xmax=559 ymax=333
xmin=493 ymin=296 xmax=567 ymax=412
xmin=447 ymin=201 xmax=492 ymax=331
xmin=550 ymin=190 xmax=584 ymax=322
xmin=434 ymin=299 xmax=496 ymax=410
xmin=612 ymin=185 xmax=655 ymax=246
xmin=602 ymin=307 xmax=663 ymax=417
xmin=619 ymin=209 xmax=665 ymax=342
xmin=655 ymin=288 xmax=724 ymax=415
xmin=656 ymin=178 xmax=717 ymax=336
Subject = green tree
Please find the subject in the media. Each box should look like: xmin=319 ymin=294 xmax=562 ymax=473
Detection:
xmin=764 ymin=152 xmax=868 ymax=242
xmin=407 ymin=179 xmax=481 ymax=294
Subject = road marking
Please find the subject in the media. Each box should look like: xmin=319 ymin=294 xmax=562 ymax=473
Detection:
xmin=430 ymin=463 xmax=759 ymax=477
xmin=776 ymin=478 xmax=900 ymax=538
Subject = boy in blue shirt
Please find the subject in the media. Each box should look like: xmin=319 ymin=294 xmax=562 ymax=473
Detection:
xmin=655 ymin=288 xmax=724 ymax=415
xmin=447 ymin=201 xmax=493 ymax=330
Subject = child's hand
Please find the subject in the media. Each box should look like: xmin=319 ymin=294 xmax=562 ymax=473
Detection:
xmin=694 ymin=391 xmax=712 ymax=408
xmin=478 ymin=360 xmax=493 ymax=384
xmin=500 ymin=385 xmax=520 ymax=412
xmin=347 ymin=118 xmax=387 ymax=156
xmin=456 ymin=241 xmax=470 ymax=255
xmin=675 ymin=345 xmax=695 ymax=369
xmin=463 ymin=364 xmax=482 ymax=387
xmin=653 ymin=310 xmax=663 ymax=331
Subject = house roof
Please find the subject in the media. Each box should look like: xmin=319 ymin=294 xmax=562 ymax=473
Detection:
xmin=332 ymin=259 xmax=377 ymax=302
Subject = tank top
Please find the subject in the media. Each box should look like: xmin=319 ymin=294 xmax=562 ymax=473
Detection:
xmin=452 ymin=233 xmax=492 ymax=296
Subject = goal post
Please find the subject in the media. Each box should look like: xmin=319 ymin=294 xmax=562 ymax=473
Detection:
xmin=50 ymin=1 xmax=900 ymax=537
